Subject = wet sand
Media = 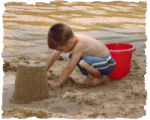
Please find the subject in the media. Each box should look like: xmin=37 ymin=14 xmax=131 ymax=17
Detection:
xmin=2 ymin=47 xmax=146 ymax=119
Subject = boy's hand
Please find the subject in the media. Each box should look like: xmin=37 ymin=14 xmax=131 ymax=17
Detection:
xmin=48 ymin=80 xmax=61 ymax=87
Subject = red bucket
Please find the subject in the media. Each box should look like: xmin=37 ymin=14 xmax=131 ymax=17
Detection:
xmin=106 ymin=43 xmax=136 ymax=79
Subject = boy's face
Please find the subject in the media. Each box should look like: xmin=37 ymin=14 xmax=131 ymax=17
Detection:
xmin=56 ymin=38 xmax=75 ymax=52
xmin=56 ymin=45 xmax=71 ymax=52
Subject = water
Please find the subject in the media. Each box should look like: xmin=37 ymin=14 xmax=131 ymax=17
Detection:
xmin=3 ymin=1 xmax=146 ymax=60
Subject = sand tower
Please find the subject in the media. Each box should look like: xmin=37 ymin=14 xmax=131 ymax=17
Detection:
xmin=10 ymin=60 xmax=49 ymax=103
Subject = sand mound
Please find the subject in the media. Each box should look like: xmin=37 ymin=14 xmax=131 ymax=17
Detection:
xmin=10 ymin=60 xmax=48 ymax=103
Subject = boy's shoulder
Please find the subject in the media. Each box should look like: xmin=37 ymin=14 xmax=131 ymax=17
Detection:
xmin=75 ymin=33 xmax=89 ymax=38
xmin=75 ymin=33 xmax=94 ymax=42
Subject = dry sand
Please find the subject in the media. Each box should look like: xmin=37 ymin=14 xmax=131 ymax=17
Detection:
xmin=2 ymin=49 xmax=146 ymax=119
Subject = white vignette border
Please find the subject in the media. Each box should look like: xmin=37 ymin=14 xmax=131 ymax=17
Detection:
xmin=0 ymin=0 xmax=149 ymax=120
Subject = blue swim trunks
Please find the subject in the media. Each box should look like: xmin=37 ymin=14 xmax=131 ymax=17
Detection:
xmin=69 ymin=54 xmax=116 ymax=76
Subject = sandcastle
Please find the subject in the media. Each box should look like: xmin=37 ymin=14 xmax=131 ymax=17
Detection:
xmin=10 ymin=60 xmax=49 ymax=103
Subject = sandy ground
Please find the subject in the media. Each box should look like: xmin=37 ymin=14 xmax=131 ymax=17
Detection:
xmin=2 ymin=48 xmax=146 ymax=119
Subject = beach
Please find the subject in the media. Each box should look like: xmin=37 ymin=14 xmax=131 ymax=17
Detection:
xmin=2 ymin=1 xmax=147 ymax=119
xmin=2 ymin=46 xmax=146 ymax=118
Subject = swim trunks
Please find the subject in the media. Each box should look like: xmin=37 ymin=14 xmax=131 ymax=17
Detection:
xmin=69 ymin=54 xmax=116 ymax=76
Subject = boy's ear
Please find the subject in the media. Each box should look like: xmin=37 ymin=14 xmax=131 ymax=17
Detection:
xmin=68 ymin=39 xmax=72 ymax=44
xmin=68 ymin=38 xmax=73 ymax=44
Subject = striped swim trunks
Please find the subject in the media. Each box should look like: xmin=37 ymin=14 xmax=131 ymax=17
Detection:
xmin=69 ymin=54 xmax=116 ymax=76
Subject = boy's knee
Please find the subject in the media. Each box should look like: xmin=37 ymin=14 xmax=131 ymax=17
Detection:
xmin=79 ymin=60 xmax=89 ymax=68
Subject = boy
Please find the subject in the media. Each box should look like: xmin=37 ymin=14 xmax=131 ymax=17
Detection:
xmin=46 ymin=23 xmax=116 ymax=87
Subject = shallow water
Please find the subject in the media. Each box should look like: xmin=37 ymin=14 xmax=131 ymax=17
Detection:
xmin=3 ymin=1 xmax=146 ymax=60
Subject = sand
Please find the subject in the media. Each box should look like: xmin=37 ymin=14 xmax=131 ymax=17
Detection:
xmin=2 ymin=50 xmax=146 ymax=119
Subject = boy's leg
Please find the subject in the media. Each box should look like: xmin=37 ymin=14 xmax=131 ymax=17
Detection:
xmin=79 ymin=60 xmax=102 ymax=77
xmin=79 ymin=60 xmax=104 ymax=86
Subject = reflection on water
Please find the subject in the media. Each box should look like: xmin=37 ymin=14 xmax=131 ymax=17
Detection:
xmin=3 ymin=1 xmax=146 ymax=60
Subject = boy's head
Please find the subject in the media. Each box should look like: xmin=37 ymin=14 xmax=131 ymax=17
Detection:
xmin=48 ymin=23 xmax=74 ymax=50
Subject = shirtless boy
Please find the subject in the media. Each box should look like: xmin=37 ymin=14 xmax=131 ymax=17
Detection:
xmin=46 ymin=23 xmax=116 ymax=87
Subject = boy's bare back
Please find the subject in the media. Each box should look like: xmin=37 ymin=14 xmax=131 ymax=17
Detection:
xmin=73 ymin=34 xmax=110 ymax=58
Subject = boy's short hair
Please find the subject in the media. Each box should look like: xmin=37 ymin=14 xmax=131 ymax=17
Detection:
xmin=48 ymin=23 xmax=74 ymax=49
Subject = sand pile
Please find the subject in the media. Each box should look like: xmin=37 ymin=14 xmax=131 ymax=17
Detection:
xmin=10 ymin=60 xmax=48 ymax=104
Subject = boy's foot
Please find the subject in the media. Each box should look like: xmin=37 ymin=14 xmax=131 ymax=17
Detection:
xmin=83 ymin=75 xmax=104 ymax=86
xmin=90 ymin=76 xmax=105 ymax=86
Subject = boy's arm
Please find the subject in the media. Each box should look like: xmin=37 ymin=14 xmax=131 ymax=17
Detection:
xmin=48 ymin=51 xmax=82 ymax=87
xmin=46 ymin=50 xmax=61 ymax=71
